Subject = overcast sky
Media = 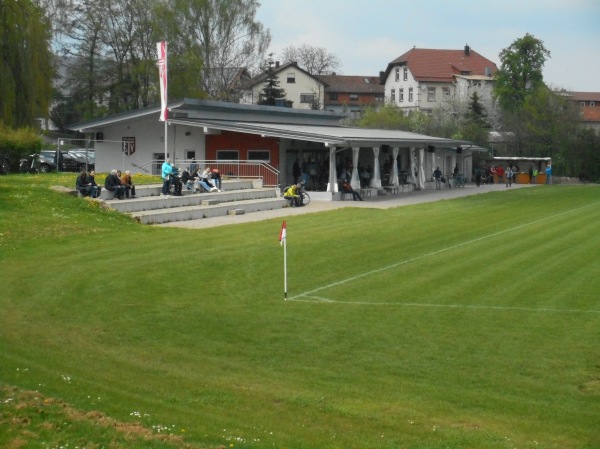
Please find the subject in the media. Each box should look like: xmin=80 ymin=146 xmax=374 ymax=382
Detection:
xmin=255 ymin=0 xmax=600 ymax=92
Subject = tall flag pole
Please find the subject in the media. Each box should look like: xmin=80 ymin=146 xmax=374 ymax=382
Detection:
xmin=279 ymin=221 xmax=287 ymax=300
xmin=157 ymin=41 xmax=168 ymax=160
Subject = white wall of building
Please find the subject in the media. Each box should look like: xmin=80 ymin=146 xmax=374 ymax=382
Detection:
xmin=94 ymin=116 xmax=204 ymax=175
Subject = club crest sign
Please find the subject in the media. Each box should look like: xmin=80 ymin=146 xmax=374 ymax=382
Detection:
xmin=122 ymin=137 xmax=136 ymax=156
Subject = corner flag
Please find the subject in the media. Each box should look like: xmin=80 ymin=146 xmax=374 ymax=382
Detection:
xmin=279 ymin=220 xmax=287 ymax=246
xmin=279 ymin=221 xmax=287 ymax=300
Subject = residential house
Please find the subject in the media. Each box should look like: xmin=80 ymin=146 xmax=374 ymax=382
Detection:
xmin=241 ymin=61 xmax=326 ymax=110
xmin=204 ymin=67 xmax=252 ymax=102
xmin=562 ymin=91 xmax=600 ymax=133
xmin=317 ymin=74 xmax=385 ymax=118
xmin=380 ymin=46 xmax=498 ymax=116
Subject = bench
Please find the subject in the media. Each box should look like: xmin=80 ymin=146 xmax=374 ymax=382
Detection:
xmin=359 ymin=188 xmax=372 ymax=198
xmin=383 ymin=186 xmax=399 ymax=195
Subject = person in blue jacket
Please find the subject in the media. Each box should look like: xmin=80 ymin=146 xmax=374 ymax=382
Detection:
xmin=161 ymin=158 xmax=174 ymax=196
xmin=545 ymin=163 xmax=552 ymax=184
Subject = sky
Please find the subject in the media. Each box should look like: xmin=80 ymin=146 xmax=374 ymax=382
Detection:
xmin=255 ymin=0 xmax=600 ymax=92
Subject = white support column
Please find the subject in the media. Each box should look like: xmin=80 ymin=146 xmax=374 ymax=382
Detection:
xmin=327 ymin=147 xmax=338 ymax=193
xmin=369 ymin=147 xmax=382 ymax=189
xmin=351 ymin=147 xmax=360 ymax=190
xmin=391 ymin=147 xmax=400 ymax=186
xmin=417 ymin=147 xmax=425 ymax=190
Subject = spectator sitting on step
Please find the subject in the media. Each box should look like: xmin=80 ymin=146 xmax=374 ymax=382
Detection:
xmin=180 ymin=168 xmax=196 ymax=191
xmin=211 ymin=168 xmax=222 ymax=190
xmin=120 ymin=170 xmax=136 ymax=198
xmin=170 ymin=166 xmax=183 ymax=196
xmin=340 ymin=181 xmax=363 ymax=201
xmin=76 ymin=171 xmax=92 ymax=197
xmin=86 ymin=170 xmax=101 ymax=198
xmin=104 ymin=169 xmax=126 ymax=199
xmin=201 ymin=167 xmax=219 ymax=192
xmin=283 ymin=183 xmax=301 ymax=207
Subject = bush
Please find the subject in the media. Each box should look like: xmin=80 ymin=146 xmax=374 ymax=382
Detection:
xmin=0 ymin=123 xmax=44 ymax=170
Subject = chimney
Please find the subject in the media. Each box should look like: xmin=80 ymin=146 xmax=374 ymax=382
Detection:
xmin=379 ymin=71 xmax=385 ymax=83
xmin=464 ymin=44 xmax=470 ymax=56
xmin=275 ymin=61 xmax=280 ymax=68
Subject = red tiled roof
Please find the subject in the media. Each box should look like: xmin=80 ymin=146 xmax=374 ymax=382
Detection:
xmin=569 ymin=92 xmax=600 ymax=102
xmin=317 ymin=75 xmax=384 ymax=93
xmin=385 ymin=47 xmax=497 ymax=83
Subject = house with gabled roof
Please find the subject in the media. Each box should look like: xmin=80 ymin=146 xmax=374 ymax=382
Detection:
xmin=317 ymin=74 xmax=385 ymax=118
xmin=241 ymin=61 xmax=326 ymax=110
xmin=381 ymin=45 xmax=498 ymax=115
xmin=560 ymin=91 xmax=600 ymax=132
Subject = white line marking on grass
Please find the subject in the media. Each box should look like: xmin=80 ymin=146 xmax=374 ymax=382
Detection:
xmin=290 ymin=297 xmax=600 ymax=314
xmin=290 ymin=201 xmax=600 ymax=302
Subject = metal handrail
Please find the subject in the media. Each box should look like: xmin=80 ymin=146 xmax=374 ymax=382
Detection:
xmin=134 ymin=159 xmax=280 ymax=187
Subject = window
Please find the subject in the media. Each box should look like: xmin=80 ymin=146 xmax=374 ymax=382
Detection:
xmin=390 ymin=89 xmax=395 ymax=103
xmin=395 ymin=67 xmax=400 ymax=82
xmin=349 ymin=94 xmax=359 ymax=101
xmin=408 ymin=87 xmax=413 ymax=102
xmin=375 ymin=93 xmax=384 ymax=103
xmin=287 ymin=72 xmax=295 ymax=83
xmin=442 ymin=87 xmax=450 ymax=98
xmin=403 ymin=66 xmax=408 ymax=81
xmin=591 ymin=102 xmax=596 ymax=107
xmin=399 ymin=88 xmax=404 ymax=103
xmin=427 ymin=87 xmax=436 ymax=102
xmin=329 ymin=93 xmax=338 ymax=101
xmin=217 ymin=150 xmax=239 ymax=160
xmin=248 ymin=150 xmax=270 ymax=162
xmin=300 ymin=93 xmax=315 ymax=103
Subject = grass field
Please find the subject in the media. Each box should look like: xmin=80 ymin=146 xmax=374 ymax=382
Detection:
xmin=1 ymin=173 xmax=599 ymax=449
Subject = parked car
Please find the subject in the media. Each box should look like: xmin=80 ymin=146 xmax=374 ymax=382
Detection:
xmin=68 ymin=149 xmax=95 ymax=169
xmin=38 ymin=150 xmax=58 ymax=172
xmin=38 ymin=149 xmax=95 ymax=172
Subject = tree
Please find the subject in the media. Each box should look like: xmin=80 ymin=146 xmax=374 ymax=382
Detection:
xmin=257 ymin=54 xmax=287 ymax=106
xmin=0 ymin=0 xmax=53 ymax=128
xmin=171 ymin=0 xmax=270 ymax=100
xmin=281 ymin=44 xmax=340 ymax=75
xmin=461 ymin=92 xmax=491 ymax=146
xmin=494 ymin=33 xmax=550 ymax=113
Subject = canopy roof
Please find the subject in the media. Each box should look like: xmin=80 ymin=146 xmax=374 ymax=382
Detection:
xmin=69 ymin=98 xmax=471 ymax=149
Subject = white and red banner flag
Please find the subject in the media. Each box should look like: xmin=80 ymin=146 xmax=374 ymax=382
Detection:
xmin=156 ymin=41 xmax=168 ymax=121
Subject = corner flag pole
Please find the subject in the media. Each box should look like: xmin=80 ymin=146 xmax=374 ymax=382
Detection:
xmin=279 ymin=221 xmax=287 ymax=300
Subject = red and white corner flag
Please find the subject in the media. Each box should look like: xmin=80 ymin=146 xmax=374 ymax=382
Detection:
xmin=279 ymin=221 xmax=288 ymax=300
xmin=279 ymin=220 xmax=287 ymax=246
xmin=156 ymin=41 xmax=168 ymax=121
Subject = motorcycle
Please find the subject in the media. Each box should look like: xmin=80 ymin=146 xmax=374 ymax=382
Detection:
xmin=0 ymin=155 xmax=9 ymax=175
xmin=19 ymin=153 xmax=40 ymax=174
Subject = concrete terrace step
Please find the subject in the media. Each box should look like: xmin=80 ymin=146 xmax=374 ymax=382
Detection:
xmin=98 ymin=178 xmax=259 ymax=200
xmin=106 ymin=188 xmax=279 ymax=213
xmin=131 ymin=197 xmax=288 ymax=224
